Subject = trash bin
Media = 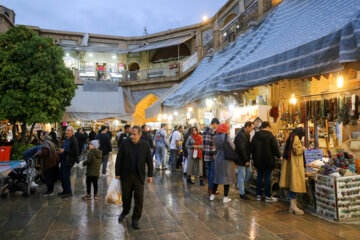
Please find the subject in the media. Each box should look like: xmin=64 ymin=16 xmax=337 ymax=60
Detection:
xmin=0 ymin=146 xmax=11 ymax=161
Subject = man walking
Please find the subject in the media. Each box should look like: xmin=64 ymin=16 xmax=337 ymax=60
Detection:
xmin=140 ymin=125 xmax=155 ymax=152
xmin=234 ymin=121 xmax=254 ymax=200
xmin=169 ymin=125 xmax=183 ymax=174
xmin=58 ymin=126 xmax=78 ymax=198
xmin=117 ymin=124 xmax=131 ymax=149
xmin=96 ymin=126 xmax=112 ymax=176
xmin=116 ymin=126 xmax=153 ymax=229
xmin=154 ymin=123 xmax=168 ymax=170
xmin=251 ymin=121 xmax=281 ymax=202
xmin=202 ymin=118 xmax=219 ymax=194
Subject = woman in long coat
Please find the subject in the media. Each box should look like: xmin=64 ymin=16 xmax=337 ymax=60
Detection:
xmin=186 ymin=126 xmax=204 ymax=185
xmin=279 ymin=127 xmax=306 ymax=215
xmin=210 ymin=123 xmax=236 ymax=203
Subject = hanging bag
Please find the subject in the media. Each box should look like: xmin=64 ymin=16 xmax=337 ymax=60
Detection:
xmin=223 ymin=134 xmax=236 ymax=161
xmin=105 ymin=178 xmax=122 ymax=205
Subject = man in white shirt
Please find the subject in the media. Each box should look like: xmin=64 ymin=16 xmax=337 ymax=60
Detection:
xmin=169 ymin=125 xmax=183 ymax=174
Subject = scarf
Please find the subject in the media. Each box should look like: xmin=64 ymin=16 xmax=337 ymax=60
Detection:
xmin=283 ymin=127 xmax=305 ymax=161
xmin=191 ymin=133 xmax=203 ymax=159
xmin=41 ymin=140 xmax=56 ymax=158
xmin=216 ymin=123 xmax=229 ymax=134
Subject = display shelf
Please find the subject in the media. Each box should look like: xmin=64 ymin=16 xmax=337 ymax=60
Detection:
xmin=315 ymin=174 xmax=360 ymax=221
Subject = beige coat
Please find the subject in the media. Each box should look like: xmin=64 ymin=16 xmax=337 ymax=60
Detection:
xmin=279 ymin=135 xmax=307 ymax=193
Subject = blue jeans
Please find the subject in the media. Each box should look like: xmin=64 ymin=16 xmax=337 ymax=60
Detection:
xmin=60 ymin=158 xmax=72 ymax=194
xmin=238 ymin=165 xmax=251 ymax=195
xmin=156 ymin=147 xmax=167 ymax=169
xmin=289 ymin=191 xmax=296 ymax=199
xmin=256 ymin=169 xmax=272 ymax=197
xmin=206 ymin=161 xmax=215 ymax=189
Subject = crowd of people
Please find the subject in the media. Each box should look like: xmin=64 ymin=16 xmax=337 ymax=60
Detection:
xmin=23 ymin=118 xmax=307 ymax=230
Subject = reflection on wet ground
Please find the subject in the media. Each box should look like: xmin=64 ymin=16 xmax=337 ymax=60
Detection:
xmin=1 ymin=152 xmax=360 ymax=240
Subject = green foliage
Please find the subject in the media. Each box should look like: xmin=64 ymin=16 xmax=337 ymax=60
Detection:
xmin=10 ymin=144 xmax=35 ymax=160
xmin=0 ymin=25 xmax=76 ymax=124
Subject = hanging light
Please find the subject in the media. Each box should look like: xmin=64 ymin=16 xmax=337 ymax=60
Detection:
xmin=290 ymin=94 xmax=297 ymax=105
xmin=228 ymin=104 xmax=235 ymax=111
xmin=174 ymin=111 xmax=178 ymax=116
xmin=186 ymin=112 xmax=191 ymax=119
xmin=162 ymin=114 xmax=168 ymax=120
xmin=188 ymin=107 xmax=193 ymax=112
xmin=206 ymin=98 xmax=214 ymax=108
xmin=168 ymin=115 xmax=173 ymax=121
xmin=66 ymin=53 xmax=70 ymax=57
xmin=337 ymin=75 xmax=344 ymax=88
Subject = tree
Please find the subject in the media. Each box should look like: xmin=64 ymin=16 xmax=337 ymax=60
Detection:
xmin=0 ymin=25 xmax=76 ymax=144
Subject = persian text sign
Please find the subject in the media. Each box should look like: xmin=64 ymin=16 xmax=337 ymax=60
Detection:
xmin=182 ymin=52 xmax=198 ymax=73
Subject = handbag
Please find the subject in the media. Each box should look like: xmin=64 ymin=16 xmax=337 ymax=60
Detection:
xmin=223 ymin=134 xmax=236 ymax=161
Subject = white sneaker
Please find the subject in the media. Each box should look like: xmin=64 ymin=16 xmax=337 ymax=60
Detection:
xmin=265 ymin=196 xmax=279 ymax=203
xmin=210 ymin=194 xmax=216 ymax=201
xmin=223 ymin=197 xmax=231 ymax=203
xmin=31 ymin=182 xmax=39 ymax=187
xmin=256 ymin=195 xmax=262 ymax=201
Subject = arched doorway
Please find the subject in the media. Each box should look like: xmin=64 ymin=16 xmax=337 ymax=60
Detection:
xmin=128 ymin=62 xmax=140 ymax=71
xmin=133 ymin=94 xmax=159 ymax=126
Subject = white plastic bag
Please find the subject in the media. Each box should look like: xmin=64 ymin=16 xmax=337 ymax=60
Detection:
xmin=105 ymin=179 xmax=122 ymax=205
xmin=192 ymin=149 xmax=198 ymax=158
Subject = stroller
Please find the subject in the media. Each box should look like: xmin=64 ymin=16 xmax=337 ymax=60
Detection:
xmin=0 ymin=158 xmax=38 ymax=199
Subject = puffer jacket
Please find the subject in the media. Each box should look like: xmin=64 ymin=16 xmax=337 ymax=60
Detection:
xmin=251 ymin=130 xmax=281 ymax=170
xmin=83 ymin=149 xmax=102 ymax=177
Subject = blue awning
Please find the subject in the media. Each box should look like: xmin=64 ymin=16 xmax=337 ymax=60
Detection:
xmin=164 ymin=0 xmax=360 ymax=108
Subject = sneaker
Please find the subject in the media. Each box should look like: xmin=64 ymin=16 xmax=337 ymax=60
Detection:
xmin=31 ymin=182 xmax=39 ymax=187
xmin=265 ymin=196 xmax=279 ymax=203
xmin=256 ymin=195 xmax=262 ymax=201
xmin=223 ymin=197 xmax=232 ymax=203
xmin=42 ymin=192 xmax=55 ymax=197
xmin=102 ymin=173 xmax=109 ymax=177
xmin=210 ymin=194 xmax=216 ymax=201
xmin=240 ymin=194 xmax=249 ymax=200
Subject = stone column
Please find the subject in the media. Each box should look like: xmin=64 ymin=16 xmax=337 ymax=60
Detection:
xmin=196 ymin=30 xmax=203 ymax=61
xmin=258 ymin=0 xmax=265 ymax=20
xmin=239 ymin=0 xmax=245 ymax=13
xmin=213 ymin=29 xmax=221 ymax=51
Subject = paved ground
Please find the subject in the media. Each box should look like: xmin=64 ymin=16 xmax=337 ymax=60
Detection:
xmin=1 ymin=153 xmax=360 ymax=240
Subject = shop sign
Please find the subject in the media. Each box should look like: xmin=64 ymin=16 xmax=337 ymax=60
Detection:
xmin=204 ymin=112 xmax=213 ymax=125
xmin=182 ymin=52 xmax=198 ymax=73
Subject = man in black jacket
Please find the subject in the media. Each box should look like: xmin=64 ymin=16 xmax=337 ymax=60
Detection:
xmin=116 ymin=126 xmax=153 ymax=229
xmin=117 ymin=124 xmax=131 ymax=149
xmin=140 ymin=125 xmax=155 ymax=152
xmin=234 ymin=121 xmax=254 ymax=200
xmin=251 ymin=121 xmax=281 ymax=203
xmin=58 ymin=126 xmax=79 ymax=198
xmin=96 ymin=126 xmax=112 ymax=176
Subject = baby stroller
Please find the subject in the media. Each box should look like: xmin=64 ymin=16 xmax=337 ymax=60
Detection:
xmin=1 ymin=159 xmax=38 ymax=199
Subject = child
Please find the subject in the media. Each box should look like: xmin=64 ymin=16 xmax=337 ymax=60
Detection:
xmin=82 ymin=140 xmax=102 ymax=200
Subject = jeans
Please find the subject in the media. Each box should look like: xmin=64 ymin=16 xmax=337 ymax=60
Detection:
xmin=289 ymin=191 xmax=296 ymax=199
xmin=60 ymin=158 xmax=72 ymax=194
xmin=213 ymin=184 xmax=230 ymax=196
xmin=206 ymin=161 xmax=215 ymax=189
xmin=170 ymin=149 xmax=178 ymax=173
xmin=156 ymin=147 xmax=167 ymax=169
xmin=237 ymin=165 xmax=251 ymax=195
xmin=256 ymin=169 xmax=272 ymax=197
xmin=101 ymin=153 xmax=110 ymax=174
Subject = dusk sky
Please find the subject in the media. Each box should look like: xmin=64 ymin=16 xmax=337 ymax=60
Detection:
xmin=3 ymin=0 xmax=227 ymax=36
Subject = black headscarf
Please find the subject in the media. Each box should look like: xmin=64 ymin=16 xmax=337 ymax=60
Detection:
xmin=283 ymin=127 xmax=305 ymax=160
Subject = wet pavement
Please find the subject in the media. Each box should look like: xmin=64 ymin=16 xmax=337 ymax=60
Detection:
xmin=1 ymin=152 xmax=360 ymax=240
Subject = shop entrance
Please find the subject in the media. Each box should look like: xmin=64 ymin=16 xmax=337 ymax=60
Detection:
xmin=128 ymin=62 xmax=140 ymax=80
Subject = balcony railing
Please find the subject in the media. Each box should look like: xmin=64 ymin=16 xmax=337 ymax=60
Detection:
xmin=78 ymin=65 xmax=181 ymax=83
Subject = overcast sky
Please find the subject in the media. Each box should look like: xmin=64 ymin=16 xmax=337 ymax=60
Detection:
xmin=3 ymin=0 xmax=227 ymax=36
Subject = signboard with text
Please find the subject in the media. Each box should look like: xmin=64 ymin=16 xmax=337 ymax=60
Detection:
xmin=182 ymin=52 xmax=198 ymax=73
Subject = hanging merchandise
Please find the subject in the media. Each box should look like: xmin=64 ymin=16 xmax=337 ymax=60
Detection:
xmin=269 ymin=107 xmax=279 ymax=123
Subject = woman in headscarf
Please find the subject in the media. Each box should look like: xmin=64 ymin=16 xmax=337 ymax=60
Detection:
xmin=210 ymin=123 xmax=236 ymax=203
xmin=186 ymin=126 xmax=204 ymax=185
xmin=279 ymin=127 xmax=306 ymax=215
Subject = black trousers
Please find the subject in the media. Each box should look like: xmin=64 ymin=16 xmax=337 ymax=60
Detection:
xmin=44 ymin=166 xmax=59 ymax=193
xmin=121 ymin=173 xmax=144 ymax=221
xmin=86 ymin=176 xmax=98 ymax=195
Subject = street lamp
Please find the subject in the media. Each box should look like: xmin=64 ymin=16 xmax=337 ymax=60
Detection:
xmin=202 ymin=15 xmax=208 ymax=21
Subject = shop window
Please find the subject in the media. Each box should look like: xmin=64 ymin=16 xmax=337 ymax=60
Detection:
xmin=151 ymin=44 xmax=191 ymax=63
